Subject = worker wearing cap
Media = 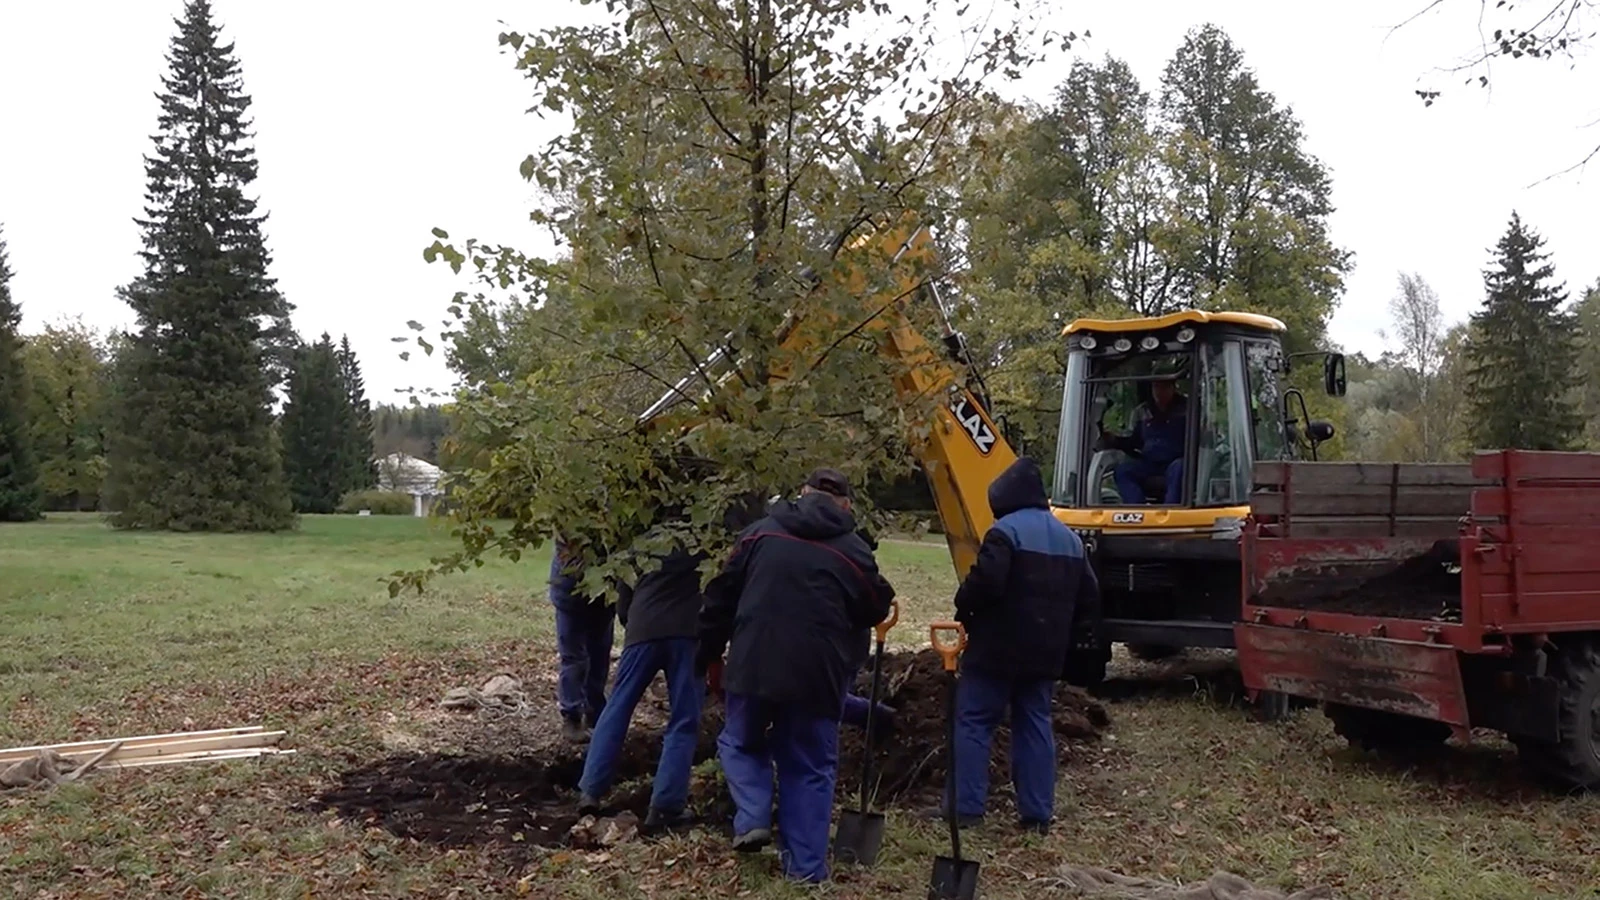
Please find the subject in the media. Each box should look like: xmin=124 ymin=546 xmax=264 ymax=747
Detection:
xmin=945 ymin=456 xmax=1100 ymax=833
xmin=698 ymin=467 xmax=895 ymax=883
xmin=548 ymin=540 xmax=616 ymax=744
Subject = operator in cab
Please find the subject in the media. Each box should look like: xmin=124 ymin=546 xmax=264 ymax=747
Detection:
xmin=1098 ymin=362 xmax=1188 ymax=505
xmin=696 ymin=467 xmax=895 ymax=883
xmin=944 ymin=457 xmax=1100 ymax=833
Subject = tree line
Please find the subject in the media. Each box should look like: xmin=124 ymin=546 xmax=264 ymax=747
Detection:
xmin=0 ymin=0 xmax=379 ymax=526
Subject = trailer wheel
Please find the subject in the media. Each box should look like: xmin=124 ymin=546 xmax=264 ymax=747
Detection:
xmin=1515 ymin=639 xmax=1600 ymax=791
xmin=1127 ymin=643 xmax=1182 ymax=662
xmin=1325 ymin=704 xmax=1452 ymax=752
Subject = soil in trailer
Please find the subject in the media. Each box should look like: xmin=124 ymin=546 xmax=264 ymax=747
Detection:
xmin=1257 ymin=539 xmax=1463 ymax=620
xmin=309 ymin=649 xmax=1110 ymax=856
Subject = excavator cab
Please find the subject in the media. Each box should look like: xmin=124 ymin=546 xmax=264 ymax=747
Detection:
xmin=1049 ymin=310 xmax=1344 ymax=674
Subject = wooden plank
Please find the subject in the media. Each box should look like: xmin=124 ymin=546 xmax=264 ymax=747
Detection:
xmin=99 ymin=748 xmax=296 ymax=771
xmin=1252 ymin=488 xmax=1473 ymax=518
xmin=1473 ymin=449 xmax=1600 ymax=481
xmin=83 ymin=731 xmax=287 ymax=763
xmin=0 ymin=726 xmax=266 ymax=764
xmin=1474 ymin=486 xmax=1600 ymax=527
xmin=1274 ymin=517 xmax=1465 ymax=538
xmin=1255 ymin=461 xmax=1486 ymax=490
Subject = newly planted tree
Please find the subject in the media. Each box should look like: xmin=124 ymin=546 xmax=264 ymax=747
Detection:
xmin=1464 ymin=212 xmax=1582 ymax=450
xmin=401 ymin=0 xmax=1061 ymax=593
xmin=0 ymin=227 xmax=43 ymax=521
xmin=102 ymin=0 xmax=295 ymax=531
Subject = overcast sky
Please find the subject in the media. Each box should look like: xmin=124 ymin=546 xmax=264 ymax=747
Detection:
xmin=1 ymin=0 xmax=1596 ymax=401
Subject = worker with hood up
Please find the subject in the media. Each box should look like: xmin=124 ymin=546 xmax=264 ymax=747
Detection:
xmin=697 ymin=467 xmax=895 ymax=883
xmin=943 ymin=456 xmax=1099 ymax=833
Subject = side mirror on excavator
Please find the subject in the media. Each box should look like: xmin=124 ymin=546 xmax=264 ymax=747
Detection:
xmin=1307 ymin=420 xmax=1336 ymax=444
xmin=1323 ymin=354 xmax=1347 ymax=397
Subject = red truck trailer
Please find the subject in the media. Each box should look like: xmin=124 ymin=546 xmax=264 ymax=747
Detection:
xmin=1235 ymin=449 xmax=1600 ymax=789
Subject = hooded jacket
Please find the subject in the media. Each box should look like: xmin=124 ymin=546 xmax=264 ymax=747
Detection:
xmin=698 ymin=492 xmax=896 ymax=718
xmin=953 ymin=457 xmax=1100 ymax=680
xmin=615 ymin=545 xmax=707 ymax=647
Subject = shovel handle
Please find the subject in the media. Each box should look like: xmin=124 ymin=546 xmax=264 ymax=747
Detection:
xmin=875 ymin=600 xmax=899 ymax=642
xmin=929 ymin=621 xmax=966 ymax=671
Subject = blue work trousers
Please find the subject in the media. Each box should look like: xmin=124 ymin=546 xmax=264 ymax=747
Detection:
xmin=579 ymin=637 xmax=703 ymax=812
xmin=1114 ymin=456 xmax=1183 ymax=505
xmin=954 ymin=670 xmax=1055 ymax=824
xmin=717 ymin=692 xmax=840 ymax=883
xmin=552 ymin=597 xmax=615 ymax=723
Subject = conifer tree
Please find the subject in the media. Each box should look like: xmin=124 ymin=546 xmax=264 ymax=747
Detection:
xmin=1463 ymin=211 xmax=1583 ymax=450
xmin=0 ymin=227 xmax=44 ymax=521
xmin=102 ymin=0 xmax=294 ymax=530
xmin=280 ymin=335 xmax=350 ymax=512
xmin=336 ymin=335 xmax=375 ymax=491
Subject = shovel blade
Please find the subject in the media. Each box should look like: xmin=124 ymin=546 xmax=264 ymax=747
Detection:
xmin=832 ymin=810 xmax=886 ymax=866
xmin=929 ymin=855 xmax=980 ymax=900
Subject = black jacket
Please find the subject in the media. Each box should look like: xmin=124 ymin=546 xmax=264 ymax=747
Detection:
xmin=616 ymin=546 xmax=706 ymax=648
xmin=698 ymin=493 xmax=895 ymax=718
xmin=954 ymin=457 xmax=1100 ymax=680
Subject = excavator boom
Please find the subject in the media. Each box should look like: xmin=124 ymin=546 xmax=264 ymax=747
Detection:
xmin=636 ymin=216 xmax=1016 ymax=578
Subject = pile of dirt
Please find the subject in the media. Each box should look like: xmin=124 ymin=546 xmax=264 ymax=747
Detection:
xmin=840 ymin=648 xmax=1111 ymax=804
xmin=1259 ymin=539 xmax=1462 ymax=620
xmin=310 ymin=648 xmax=1110 ymax=853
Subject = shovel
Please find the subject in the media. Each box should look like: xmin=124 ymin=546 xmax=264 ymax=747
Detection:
xmin=833 ymin=599 xmax=899 ymax=866
xmin=928 ymin=620 xmax=979 ymax=900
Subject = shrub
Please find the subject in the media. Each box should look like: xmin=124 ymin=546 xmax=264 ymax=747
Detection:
xmin=337 ymin=489 xmax=414 ymax=515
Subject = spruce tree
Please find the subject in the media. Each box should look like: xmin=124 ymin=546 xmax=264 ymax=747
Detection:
xmin=0 ymin=227 xmax=44 ymax=521
xmin=336 ymin=335 xmax=375 ymax=491
xmin=280 ymin=334 xmax=350 ymax=513
xmin=1463 ymin=211 xmax=1583 ymax=450
xmin=102 ymin=0 xmax=295 ymax=530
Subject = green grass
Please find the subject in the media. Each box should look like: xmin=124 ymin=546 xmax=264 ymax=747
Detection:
xmin=2 ymin=514 xmax=1599 ymax=899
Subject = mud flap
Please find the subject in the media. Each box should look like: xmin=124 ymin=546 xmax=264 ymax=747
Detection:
xmin=1235 ymin=623 xmax=1470 ymax=727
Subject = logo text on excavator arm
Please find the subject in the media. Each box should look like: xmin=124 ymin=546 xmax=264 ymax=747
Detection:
xmin=950 ymin=396 xmax=997 ymax=455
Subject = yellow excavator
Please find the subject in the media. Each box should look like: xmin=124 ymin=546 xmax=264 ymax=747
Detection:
xmin=637 ymin=214 xmax=1346 ymax=685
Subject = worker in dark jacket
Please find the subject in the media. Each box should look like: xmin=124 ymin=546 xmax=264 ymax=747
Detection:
xmin=948 ymin=457 xmax=1099 ymax=832
xmin=576 ymin=540 xmax=706 ymax=833
xmin=549 ymin=540 xmax=616 ymax=743
xmin=697 ymin=468 xmax=895 ymax=883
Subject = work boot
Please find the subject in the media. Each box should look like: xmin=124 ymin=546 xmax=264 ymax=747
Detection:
xmin=731 ymin=827 xmax=772 ymax=852
xmin=577 ymin=793 xmax=603 ymax=817
xmin=642 ymin=807 xmax=694 ymax=836
xmin=560 ymin=716 xmax=589 ymax=744
xmin=1019 ymin=817 xmax=1051 ymax=836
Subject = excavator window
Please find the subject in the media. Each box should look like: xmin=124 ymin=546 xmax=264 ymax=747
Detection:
xmin=1053 ymin=330 xmax=1265 ymax=510
xmin=1244 ymin=340 xmax=1289 ymax=462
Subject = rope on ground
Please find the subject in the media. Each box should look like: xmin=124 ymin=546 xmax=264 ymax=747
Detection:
xmin=439 ymin=673 xmax=534 ymax=719
xmin=1 ymin=740 xmax=124 ymax=790
xmin=1052 ymin=865 xmax=1336 ymax=900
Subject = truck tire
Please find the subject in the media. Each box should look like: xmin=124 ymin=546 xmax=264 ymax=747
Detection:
xmin=1325 ymin=703 xmax=1452 ymax=752
xmin=1514 ymin=639 xmax=1600 ymax=791
xmin=1128 ymin=643 xmax=1182 ymax=662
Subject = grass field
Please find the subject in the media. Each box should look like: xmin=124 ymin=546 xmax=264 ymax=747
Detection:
xmin=3 ymin=514 xmax=1599 ymax=899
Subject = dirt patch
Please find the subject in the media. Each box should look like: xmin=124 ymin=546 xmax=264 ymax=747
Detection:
xmin=1258 ymin=539 xmax=1462 ymax=620
xmin=310 ymin=649 xmax=1110 ymax=854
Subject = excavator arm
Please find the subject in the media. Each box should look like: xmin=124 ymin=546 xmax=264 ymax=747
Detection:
xmin=636 ymin=215 xmax=1017 ymax=579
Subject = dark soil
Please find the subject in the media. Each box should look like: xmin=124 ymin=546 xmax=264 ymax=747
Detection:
xmin=1258 ymin=539 xmax=1462 ymax=620
xmin=310 ymin=649 xmax=1110 ymax=855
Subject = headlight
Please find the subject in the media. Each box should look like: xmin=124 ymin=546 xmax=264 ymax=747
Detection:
xmin=1113 ymin=337 xmax=1132 ymax=353
xmin=1079 ymin=335 xmax=1097 ymax=350
xmin=1139 ymin=335 xmax=1160 ymax=351
xmin=1176 ymin=327 xmax=1196 ymax=343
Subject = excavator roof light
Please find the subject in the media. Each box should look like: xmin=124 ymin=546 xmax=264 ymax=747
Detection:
xmin=1061 ymin=309 xmax=1286 ymax=336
